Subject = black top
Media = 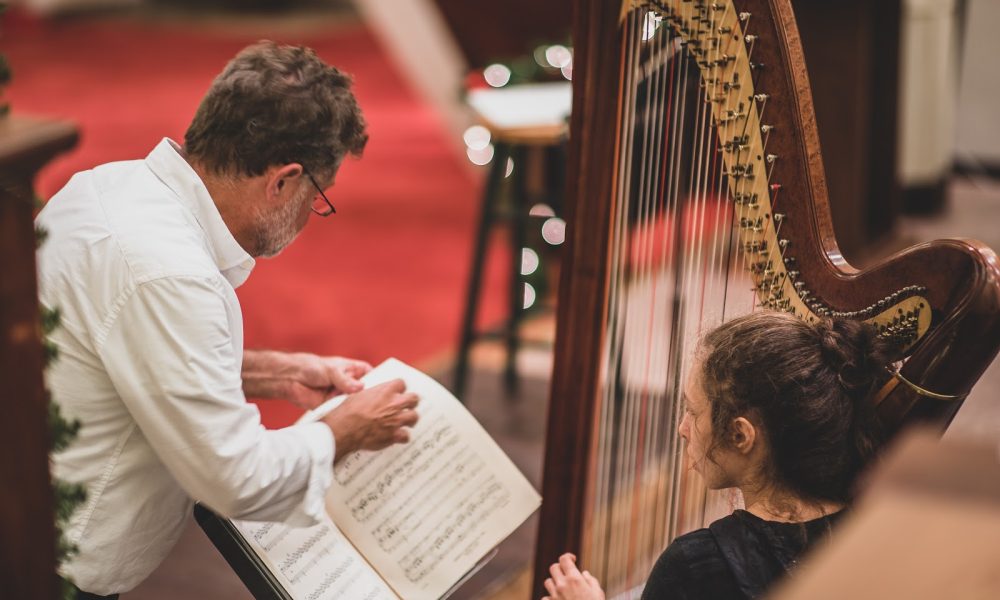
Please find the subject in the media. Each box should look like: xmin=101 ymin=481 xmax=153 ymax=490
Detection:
xmin=640 ymin=509 xmax=842 ymax=600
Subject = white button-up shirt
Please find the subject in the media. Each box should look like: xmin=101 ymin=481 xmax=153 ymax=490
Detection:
xmin=37 ymin=138 xmax=335 ymax=595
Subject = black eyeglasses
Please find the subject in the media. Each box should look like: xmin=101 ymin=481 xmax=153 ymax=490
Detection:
xmin=305 ymin=170 xmax=336 ymax=217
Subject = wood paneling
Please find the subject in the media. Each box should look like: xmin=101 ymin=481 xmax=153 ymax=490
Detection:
xmin=0 ymin=114 xmax=78 ymax=600
xmin=794 ymin=0 xmax=902 ymax=259
xmin=432 ymin=0 xmax=572 ymax=67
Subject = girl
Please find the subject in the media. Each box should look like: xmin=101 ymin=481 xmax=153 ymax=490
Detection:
xmin=543 ymin=311 xmax=896 ymax=600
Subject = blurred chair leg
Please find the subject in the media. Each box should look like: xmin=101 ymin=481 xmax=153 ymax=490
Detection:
xmin=454 ymin=143 xmax=510 ymax=400
xmin=505 ymin=145 xmax=528 ymax=395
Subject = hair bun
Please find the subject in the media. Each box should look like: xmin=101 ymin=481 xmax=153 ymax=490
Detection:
xmin=814 ymin=318 xmax=893 ymax=398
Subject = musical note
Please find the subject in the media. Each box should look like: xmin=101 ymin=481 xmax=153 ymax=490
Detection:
xmin=236 ymin=519 xmax=397 ymax=600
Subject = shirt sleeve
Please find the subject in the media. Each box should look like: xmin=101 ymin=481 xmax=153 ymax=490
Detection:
xmin=96 ymin=275 xmax=334 ymax=526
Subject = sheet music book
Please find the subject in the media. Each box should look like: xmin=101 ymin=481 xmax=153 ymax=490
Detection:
xmin=196 ymin=358 xmax=542 ymax=600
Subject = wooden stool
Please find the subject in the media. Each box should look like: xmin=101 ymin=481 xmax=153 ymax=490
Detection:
xmin=453 ymin=83 xmax=571 ymax=399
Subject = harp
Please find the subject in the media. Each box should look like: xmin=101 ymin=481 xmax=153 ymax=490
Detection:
xmin=533 ymin=0 xmax=1000 ymax=597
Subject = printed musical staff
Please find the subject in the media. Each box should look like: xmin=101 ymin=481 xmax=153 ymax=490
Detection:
xmin=237 ymin=519 xmax=397 ymax=600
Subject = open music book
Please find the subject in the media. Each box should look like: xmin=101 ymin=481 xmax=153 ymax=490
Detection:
xmin=196 ymin=358 xmax=541 ymax=600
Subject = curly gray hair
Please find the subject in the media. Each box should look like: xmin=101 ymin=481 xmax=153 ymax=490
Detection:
xmin=184 ymin=40 xmax=368 ymax=178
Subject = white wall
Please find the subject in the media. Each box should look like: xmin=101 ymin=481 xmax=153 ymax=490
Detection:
xmin=955 ymin=0 xmax=1000 ymax=165
xmin=899 ymin=0 xmax=1000 ymax=183
xmin=353 ymin=0 xmax=471 ymax=150
xmin=899 ymin=0 xmax=959 ymax=185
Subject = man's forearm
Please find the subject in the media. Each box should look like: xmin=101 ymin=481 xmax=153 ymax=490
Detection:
xmin=241 ymin=350 xmax=369 ymax=409
xmin=241 ymin=349 xmax=302 ymax=399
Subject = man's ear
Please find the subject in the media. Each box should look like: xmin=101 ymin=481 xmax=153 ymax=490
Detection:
xmin=730 ymin=417 xmax=757 ymax=455
xmin=266 ymin=163 xmax=304 ymax=199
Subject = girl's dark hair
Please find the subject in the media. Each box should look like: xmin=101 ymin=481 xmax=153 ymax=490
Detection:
xmin=184 ymin=41 xmax=368 ymax=178
xmin=699 ymin=311 xmax=897 ymax=503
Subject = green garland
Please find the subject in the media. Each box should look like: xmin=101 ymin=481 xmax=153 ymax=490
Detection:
xmin=21 ymin=100 xmax=86 ymax=600
xmin=38 ymin=224 xmax=87 ymax=600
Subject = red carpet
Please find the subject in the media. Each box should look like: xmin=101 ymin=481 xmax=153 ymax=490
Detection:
xmin=4 ymin=10 xmax=510 ymax=427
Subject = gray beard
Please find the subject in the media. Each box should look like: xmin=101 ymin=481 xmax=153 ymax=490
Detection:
xmin=255 ymin=188 xmax=308 ymax=257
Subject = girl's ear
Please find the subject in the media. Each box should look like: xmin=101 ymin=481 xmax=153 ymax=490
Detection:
xmin=730 ymin=417 xmax=757 ymax=454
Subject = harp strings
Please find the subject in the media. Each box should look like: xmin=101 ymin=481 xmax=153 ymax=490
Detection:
xmin=640 ymin=15 xmax=681 ymax=576
xmin=613 ymin=7 xmax=651 ymax=586
xmin=615 ymin=7 xmax=660 ymax=587
xmin=620 ymin=14 xmax=661 ymax=590
xmin=639 ymin=16 xmax=672 ymax=573
xmin=591 ymin=5 xmax=641 ymax=587
xmin=705 ymin=0 xmax=737 ymax=326
xmin=590 ymin=2 xmax=760 ymax=594
xmin=671 ymin=0 xmax=728 ymax=541
xmin=640 ymin=10 xmax=681 ymax=588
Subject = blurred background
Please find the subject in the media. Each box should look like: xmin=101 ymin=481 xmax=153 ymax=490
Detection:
xmin=4 ymin=0 xmax=999 ymax=598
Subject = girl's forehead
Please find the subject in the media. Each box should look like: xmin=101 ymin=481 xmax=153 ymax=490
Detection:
xmin=683 ymin=368 xmax=708 ymax=405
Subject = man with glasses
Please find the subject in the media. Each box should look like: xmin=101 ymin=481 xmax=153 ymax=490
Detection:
xmin=36 ymin=41 xmax=417 ymax=599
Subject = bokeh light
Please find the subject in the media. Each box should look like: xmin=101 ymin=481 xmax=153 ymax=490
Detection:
xmin=541 ymin=217 xmax=566 ymax=245
xmin=483 ymin=63 xmax=512 ymax=87
xmin=530 ymin=203 xmax=556 ymax=217
xmin=545 ymin=45 xmax=573 ymax=69
xmin=467 ymin=143 xmax=495 ymax=166
xmin=534 ymin=45 xmax=550 ymax=67
xmin=523 ymin=283 xmax=537 ymax=309
xmin=521 ymin=247 xmax=540 ymax=276
xmin=463 ymin=125 xmax=491 ymax=150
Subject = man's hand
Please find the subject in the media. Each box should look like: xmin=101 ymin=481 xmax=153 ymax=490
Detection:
xmin=287 ymin=354 xmax=372 ymax=408
xmin=542 ymin=554 xmax=605 ymax=600
xmin=241 ymin=350 xmax=373 ymax=409
xmin=322 ymin=379 xmax=419 ymax=462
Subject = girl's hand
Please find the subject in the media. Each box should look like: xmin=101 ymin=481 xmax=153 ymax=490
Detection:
xmin=542 ymin=553 xmax=605 ymax=600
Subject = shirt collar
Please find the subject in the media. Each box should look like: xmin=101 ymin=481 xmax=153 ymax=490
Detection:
xmin=144 ymin=138 xmax=255 ymax=288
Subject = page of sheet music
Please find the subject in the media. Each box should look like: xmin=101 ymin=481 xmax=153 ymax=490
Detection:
xmin=235 ymin=517 xmax=400 ymax=600
xmin=321 ymin=359 xmax=542 ymax=600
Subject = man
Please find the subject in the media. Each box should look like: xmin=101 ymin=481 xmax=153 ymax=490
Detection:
xmin=37 ymin=42 xmax=418 ymax=599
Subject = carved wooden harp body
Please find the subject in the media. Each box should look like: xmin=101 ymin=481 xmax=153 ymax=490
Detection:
xmin=533 ymin=0 xmax=1000 ymax=596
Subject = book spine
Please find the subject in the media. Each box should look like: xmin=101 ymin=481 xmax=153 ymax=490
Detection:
xmin=193 ymin=504 xmax=296 ymax=600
